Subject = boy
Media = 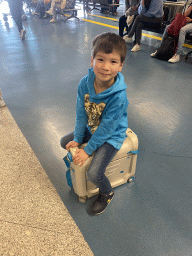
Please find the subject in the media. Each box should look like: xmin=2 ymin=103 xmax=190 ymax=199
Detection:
xmin=60 ymin=32 xmax=128 ymax=215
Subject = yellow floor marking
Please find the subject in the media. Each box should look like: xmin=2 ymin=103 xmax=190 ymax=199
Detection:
xmin=81 ymin=18 xmax=118 ymax=29
xmin=87 ymin=13 xmax=118 ymax=21
xmin=68 ymin=16 xmax=192 ymax=49
xmin=142 ymin=33 xmax=162 ymax=41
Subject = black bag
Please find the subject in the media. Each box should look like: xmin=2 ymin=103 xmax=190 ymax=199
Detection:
xmin=155 ymin=34 xmax=178 ymax=61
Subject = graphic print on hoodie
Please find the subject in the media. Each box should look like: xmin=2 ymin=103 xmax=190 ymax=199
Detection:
xmin=84 ymin=94 xmax=106 ymax=134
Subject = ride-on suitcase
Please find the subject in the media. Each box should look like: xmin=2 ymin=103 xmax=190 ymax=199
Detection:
xmin=64 ymin=128 xmax=139 ymax=203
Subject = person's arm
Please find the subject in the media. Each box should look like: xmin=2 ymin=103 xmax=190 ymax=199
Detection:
xmin=184 ymin=5 xmax=192 ymax=18
xmin=138 ymin=0 xmax=146 ymax=15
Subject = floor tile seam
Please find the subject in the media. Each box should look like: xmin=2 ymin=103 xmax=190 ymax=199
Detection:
xmin=0 ymin=219 xmax=76 ymax=236
xmin=151 ymin=151 xmax=192 ymax=160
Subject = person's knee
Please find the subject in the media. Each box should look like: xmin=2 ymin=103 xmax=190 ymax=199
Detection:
xmin=60 ymin=137 xmax=66 ymax=149
xmin=179 ymin=26 xmax=187 ymax=36
xmin=87 ymin=169 xmax=101 ymax=184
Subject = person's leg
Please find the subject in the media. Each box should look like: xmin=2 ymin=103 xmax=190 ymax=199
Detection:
xmin=87 ymin=142 xmax=118 ymax=215
xmin=176 ymin=23 xmax=192 ymax=55
xmin=131 ymin=15 xmax=162 ymax=45
xmin=87 ymin=142 xmax=118 ymax=195
xmin=60 ymin=128 xmax=92 ymax=149
xmin=151 ymin=25 xmax=169 ymax=57
xmin=119 ymin=15 xmax=128 ymax=37
xmin=168 ymin=23 xmax=192 ymax=63
xmin=8 ymin=0 xmax=23 ymax=32
xmin=46 ymin=0 xmax=56 ymax=14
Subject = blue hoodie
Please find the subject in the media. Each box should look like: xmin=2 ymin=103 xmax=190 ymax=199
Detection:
xmin=73 ymin=68 xmax=129 ymax=156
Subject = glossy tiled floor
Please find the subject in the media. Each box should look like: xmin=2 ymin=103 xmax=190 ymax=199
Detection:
xmin=0 ymin=1 xmax=192 ymax=255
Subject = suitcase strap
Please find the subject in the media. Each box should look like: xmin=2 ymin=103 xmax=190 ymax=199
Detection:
xmin=128 ymin=149 xmax=139 ymax=155
xmin=63 ymin=155 xmax=73 ymax=188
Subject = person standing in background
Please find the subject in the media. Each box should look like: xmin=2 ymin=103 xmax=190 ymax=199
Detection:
xmin=7 ymin=0 xmax=26 ymax=40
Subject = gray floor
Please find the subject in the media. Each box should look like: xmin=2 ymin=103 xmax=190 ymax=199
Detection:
xmin=1 ymin=1 xmax=192 ymax=255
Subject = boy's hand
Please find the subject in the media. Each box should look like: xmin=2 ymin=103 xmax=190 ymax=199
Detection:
xmin=73 ymin=149 xmax=89 ymax=166
xmin=65 ymin=141 xmax=80 ymax=151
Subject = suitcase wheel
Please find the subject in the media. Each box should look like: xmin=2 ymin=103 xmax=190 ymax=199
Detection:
xmin=127 ymin=175 xmax=135 ymax=183
xmin=79 ymin=196 xmax=87 ymax=203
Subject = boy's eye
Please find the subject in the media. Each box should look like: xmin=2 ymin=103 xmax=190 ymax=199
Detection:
xmin=111 ymin=61 xmax=117 ymax=64
xmin=98 ymin=58 xmax=103 ymax=61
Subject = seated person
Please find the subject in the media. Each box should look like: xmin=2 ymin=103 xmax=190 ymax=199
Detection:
xmin=119 ymin=0 xmax=140 ymax=38
xmin=151 ymin=2 xmax=192 ymax=63
xmin=46 ymin=0 xmax=66 ymax=15
xmin=123 ymin=0 xmax=164 ymax=52
xmin=46 ymin=0 xmax=70 ymax=22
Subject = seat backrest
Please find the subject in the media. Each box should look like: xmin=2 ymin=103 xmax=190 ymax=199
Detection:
xmin=99 ymin=0 xmax=108 ymax=4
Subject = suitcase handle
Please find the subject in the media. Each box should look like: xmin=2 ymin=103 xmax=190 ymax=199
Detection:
xmin=67 ymin=146 xmax=79 ymax=162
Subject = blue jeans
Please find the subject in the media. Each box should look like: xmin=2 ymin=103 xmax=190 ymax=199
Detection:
xmin=60 ymin=128 xmax=118 ymax=195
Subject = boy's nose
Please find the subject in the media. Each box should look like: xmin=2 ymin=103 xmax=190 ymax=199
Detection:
xmin=102 ymin=61 xmax=110 ymax=70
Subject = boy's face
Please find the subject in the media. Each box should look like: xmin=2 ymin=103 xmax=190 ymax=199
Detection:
xmin=91 ymin=50 xmax=123 ymax=87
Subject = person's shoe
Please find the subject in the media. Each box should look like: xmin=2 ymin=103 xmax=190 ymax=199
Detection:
xmin=168 ymin=54 xmax=180 ymax=63
xmin=90 ymin=191 xmax=114 ymax=215
xmin=50 ymin=18 xmax=56 ymax=23
xmin=20 ymin=29 xmax=26 ymax=40
xmin=131 ymin=44 xmax=141 ymax=52
xmin=123 ymin=35 xmax=132 ymax=43
xmin=150 ymin=50 xmax=157 ymax=57
xmin=46 ymin=10 xmax=53 ymax=16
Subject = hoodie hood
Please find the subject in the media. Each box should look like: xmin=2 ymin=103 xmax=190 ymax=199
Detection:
xmin=87 ymin=68 xmax=127 ymax=100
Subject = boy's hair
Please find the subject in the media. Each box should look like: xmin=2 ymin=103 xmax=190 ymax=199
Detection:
xmin=92 ymin=32 xmax=127 ymax=63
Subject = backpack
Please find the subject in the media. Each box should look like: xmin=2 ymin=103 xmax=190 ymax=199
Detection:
xmin=155 ymin=12 xmax=186 ymax=61
xmin=155 ymin=33 xmax=178 ymax=61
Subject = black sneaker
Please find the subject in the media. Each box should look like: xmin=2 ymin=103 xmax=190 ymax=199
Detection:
xmin=90 ymin=191 xmax=114 ymax=215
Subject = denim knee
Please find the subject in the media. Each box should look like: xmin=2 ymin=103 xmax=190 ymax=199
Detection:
xmin=87 ymin=168 xmax=101 ymax=184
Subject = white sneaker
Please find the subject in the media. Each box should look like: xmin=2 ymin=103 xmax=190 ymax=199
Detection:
xmin=46 ymin=10 xmax=53 ymax=16
xmin=131 ymin=44 xmax=141 ymax=52
xmin=123 ymin=35 xmax=132 ymax=43
xmin=168 ymin=54 xmax=180 ymax=63
xmin=50 ymin=18 xmax=56 ymax=23
xmin=20 ymin=29 xmax=26 ymax=40
xmin=150 ymin=50 xmax=157 ymax=57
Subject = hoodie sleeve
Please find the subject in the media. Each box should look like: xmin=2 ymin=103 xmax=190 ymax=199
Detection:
xmin=84 ymin=91 xmax=128 ymax=155
xmin=73 ymin=78 xmax=88 ymax=144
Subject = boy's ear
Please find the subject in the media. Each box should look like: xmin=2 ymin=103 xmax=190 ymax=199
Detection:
xmin=118 ymin=62 xmax=124 ymax=72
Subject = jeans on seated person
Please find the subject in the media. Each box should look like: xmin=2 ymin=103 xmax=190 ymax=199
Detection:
xmin=60 ymin=128 xmax=118 ymax=195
